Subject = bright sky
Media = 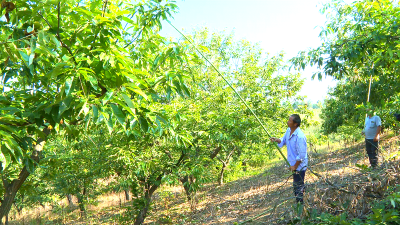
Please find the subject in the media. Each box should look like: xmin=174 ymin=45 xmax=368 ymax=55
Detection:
xmin=160 ymin=0 xmax=340 ymax=103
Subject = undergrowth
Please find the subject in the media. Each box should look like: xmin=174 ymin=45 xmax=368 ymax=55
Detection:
xmin=299 ymin=186 xmax=400 ymax=224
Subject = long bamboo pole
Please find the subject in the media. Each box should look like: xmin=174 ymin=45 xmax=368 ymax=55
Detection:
xmin=367 ymin=74 xmax=372 ymax=103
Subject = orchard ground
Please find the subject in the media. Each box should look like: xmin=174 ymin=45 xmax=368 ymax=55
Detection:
xmin=8 ymin=129 xmax=400 ymax=224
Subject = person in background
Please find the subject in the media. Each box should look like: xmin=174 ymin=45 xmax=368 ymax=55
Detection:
xmin=362 ymin=105 xmax=381 ymax=168
xmin=393 ymin=113 xmax=400 ymax=122
xmin=270 ymin=114 xmax=308 ymax=204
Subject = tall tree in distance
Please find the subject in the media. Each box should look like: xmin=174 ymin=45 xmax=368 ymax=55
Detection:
xmin=291 ymin=0 xmax=400 ymax=133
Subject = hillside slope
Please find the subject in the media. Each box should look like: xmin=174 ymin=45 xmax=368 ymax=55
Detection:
xmin=147 ymin=135 xmax=400 ymax=224
xmin=10 ymin=135 xmax=400 ymax=224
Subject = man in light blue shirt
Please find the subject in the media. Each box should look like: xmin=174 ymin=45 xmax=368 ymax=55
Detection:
xmin=362 ymin=105 xmax=381 ymax=168
xmin=270 ymin=114 xmax=308 ymax=203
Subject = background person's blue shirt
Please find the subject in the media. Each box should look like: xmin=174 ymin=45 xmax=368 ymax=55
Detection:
xmin=277 ymin=127 xmax=308 ymax=171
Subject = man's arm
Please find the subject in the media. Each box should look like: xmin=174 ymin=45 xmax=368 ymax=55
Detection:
xmin=270 ymin=130 xmax=287 ymax=147
xmin=374 ymin=126 xmax=381 ymax=142
xmin=374 ymin=116 xmax=382 ymax=142
xmin=270 ymin=137 xmax=281 ymax=144
xmin=290 ymin=160 xmax=301 ymax=172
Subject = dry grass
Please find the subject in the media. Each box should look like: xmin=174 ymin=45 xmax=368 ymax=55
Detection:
xmin=9 ymin=192 xmax=130 ymax=225
xmin=9 ymin=135 xmax=400 ymax=224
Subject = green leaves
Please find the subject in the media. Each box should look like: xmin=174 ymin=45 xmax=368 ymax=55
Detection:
xmin=0 ymin=0 xmax=193 ymax=217
xmin=289 ymin=0 xmax=400 ymax=134
xmin=291 ymin=0 xmax=400 ymax=80
xmin=111 ymin=104 xmax=126 ymax=125
xmin=139 ymin=116 xmax=149 ymax=132
xmin=121 ymin=93 xmax=135 ymax=109
xmin=0 ymin=145 xmax=12 ymax=170
xmin=24 ymin=158 xmax=36 ymax=174
xmin=49 ymin=63 xmax=70 ymax=79
xmin=124 ymin=83 xmax=149 ymax=100
xmin=0 ymin=3 xmax=203 ymax=223
xmin=0 ymin=114 xmax=31 ymax=171
xmin=65 ymin=76 xmax=74 ymax=96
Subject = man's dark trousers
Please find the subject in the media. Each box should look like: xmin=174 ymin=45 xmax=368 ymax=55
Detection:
xmin=365 ymin=139 xmax=378 ymax=167
xmin=293 ymin=170 xmax=306 ymax=203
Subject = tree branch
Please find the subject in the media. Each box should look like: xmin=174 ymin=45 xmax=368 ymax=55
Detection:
xmin=209 ymin=146 xmax=221 ymax=160
xmin=38 ymin=12 xmax=52 ymax=29
xmin=0 ymin=121 xmax=34 ymax=127
xmin=175 ymin=150 xmax=187 ymax=167
xmin=57 ymin=1 xmax=61 ymax=38
xmin=53 ymin=1 xmax=78 ymax=66
xmin=102 ymin=0 xmax=108 ymax=17
xmin=2 ymin=175 xmax=9 ymax=189
xmin=95 ymin=83 xmax=107 ymax=98
xmin=0 ymin=32 xmax=36 ymax=45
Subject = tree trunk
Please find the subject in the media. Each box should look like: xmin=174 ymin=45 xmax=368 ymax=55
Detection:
xmin=0 ymin=168 xmax=30 ymax=223
xmin=66 ymin=194 xmax=74 ymax=206
xmin=217 ymin=147 xmax=235 ymax=185
xmin=77 ymin=197 xmax=85 ymax=216
xmin=209 ymin=146 xmax=222 ymax=161
xmin=179 ymin=176 xmax=191 ymax=201
xmin=0 ymin=143 xmax=45 ymax=222
xmin=13 ymin=201 xmax=23 ymax=216
xmin=76 ymin=187 xmax=87 ymax=217
xmin=124 ymin=189 xmax=130 ymax=201
xmin=178 ymin=146 xmax=221 ymax=202
xmin=242 ymin=160 xmax=247 ymax=172
xmin=218 ymin=162 xmax=226 ymax=185
xmin=134 ymin=175 xmax=162 ymax=225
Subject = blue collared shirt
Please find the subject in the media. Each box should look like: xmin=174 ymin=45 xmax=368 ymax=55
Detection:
xmin=277 ymin=127 xmax=308 ymax=171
